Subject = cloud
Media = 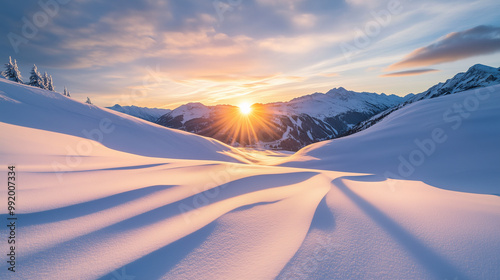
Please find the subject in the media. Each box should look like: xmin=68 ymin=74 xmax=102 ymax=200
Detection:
xmin=381 ymin=69 xmax=439 ymax=77
xmin=320 ymin=72 xmax=339 ymax=77
xmin=292 ymin=13 xmax=317 ymax=29
xmin=258 ymin=33 xmax=346 ymax=54
xmin=388 ymin=25 xmax=500 ymax=71
xmin=345 ymin=0 xmax=383 ymax=8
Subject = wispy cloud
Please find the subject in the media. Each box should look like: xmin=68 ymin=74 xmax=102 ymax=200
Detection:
xmin=1 ymin=0 xmax=499 ymax=107
xmin=388 ymin=25 xmax=500 ymax=71
xmin=381 ymin=69 xmax=439 ymax=77
xmin=319 ymin=72 xmax=339 ymax=77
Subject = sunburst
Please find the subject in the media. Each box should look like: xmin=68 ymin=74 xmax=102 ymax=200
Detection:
xmin=238 ymin=102 xmax=252 ymax=115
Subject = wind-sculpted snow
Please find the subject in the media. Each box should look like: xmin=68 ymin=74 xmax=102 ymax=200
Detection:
xmin=1 ymin=79 xmax=499 ymax=279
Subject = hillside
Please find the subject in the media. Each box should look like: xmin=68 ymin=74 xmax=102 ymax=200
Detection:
xmin=0 ymin=79 xmax=243 ymax=162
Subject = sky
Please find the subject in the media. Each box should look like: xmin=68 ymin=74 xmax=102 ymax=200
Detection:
xmin=1 ymin=0 xmax=500 ymax=109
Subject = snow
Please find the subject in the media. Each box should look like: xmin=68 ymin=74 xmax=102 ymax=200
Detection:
xmin=107 ymin=104 xmax=171 ymax=122
xmin=284 ymin=84 xmax=500 ymax=195
xmin=307 ymin=130 xmax=313 ymax=141
xmin=351 ymin=64 xmax=500 ymax=135
xmin=267 ymin=87 xmax=404 ymax=119
xmin=1 ymin=78 xmax=499 ymax=279
xmin=0 ymin=79 xmax=242 ymax=162
xmin=168 ymin=102 xmax=211 ymax=124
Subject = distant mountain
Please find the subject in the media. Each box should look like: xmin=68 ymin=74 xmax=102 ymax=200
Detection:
xmin=157 ymin=88 xmax=405 ymax=151
xmin=345 ymin=64 xmax=500 ymax=136
xmin=107 ymin=104 xmax=171 ymax=122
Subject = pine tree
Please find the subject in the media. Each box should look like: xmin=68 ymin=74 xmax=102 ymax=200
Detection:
xmin=28 ymin=64 xmax=44 ymax=89
xmin=85 ymin=97 xmax=92 ymax=104
xmin=63 ymin=87 xmax=70 ymax=96
xmin=47 ymin=75 xmax=55 ymax=91
xmin=13 ymin=59 xmax=23 ymax=83
xmin=2 ymin=57 xmax=14 ymax=80
xmin=2 ymin=56 xmax=23 ymax=83
xmin=42 ymin=72 xmax=49 ymax=90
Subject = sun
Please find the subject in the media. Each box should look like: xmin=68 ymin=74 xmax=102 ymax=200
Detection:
xmin=238 ymin=102 xmax=252 ymax=115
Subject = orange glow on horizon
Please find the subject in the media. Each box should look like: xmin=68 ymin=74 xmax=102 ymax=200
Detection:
xmin=197 ymin=104 xmax=280 ymax=148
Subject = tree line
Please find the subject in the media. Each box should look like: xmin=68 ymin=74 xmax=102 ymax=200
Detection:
xmin=2 ymin=56 xmax=72 ymax=97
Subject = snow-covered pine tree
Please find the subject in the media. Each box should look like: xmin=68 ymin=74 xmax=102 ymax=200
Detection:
xmin=42 ymin=72 xmax=49 ymax=90
xmin=47 ymin=75 xmax=55 ymax=91
xmin=2 ymin=56 xmax=23 ymax=83
xmin=2 ymin=57 xmax=14 ymax=80
xmin=85 ymin=97 xmax=92 ymax=104
xmin=63 ymin=87 xmax=70 ymax=96
xmin=12 ymin=59 xmax=23 ymax=83
xmin=42 ymin=72 xmax=49 ymax=89
xmin=28 ymin=65 xmax=45 ymax=89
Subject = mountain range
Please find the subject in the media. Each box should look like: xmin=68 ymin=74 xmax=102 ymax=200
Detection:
xmin=111 ymin=64 xmax=500 ymax=151
xmin=156 ymin=88 xmax=407 ymax=150
xmin=107 ymin=104 xmax=171 ymax=122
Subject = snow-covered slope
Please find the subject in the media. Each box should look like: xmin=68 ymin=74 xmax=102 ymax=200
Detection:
xmin=157 ymin=89 xmax=405 ymax=151
xmin=0 ymin=79 xmax=242 ymax=162
xmin=284 ymin=84 xmax=500 ymax=194
xmin=347 ymin=64 xmax=500 ymax=135
xmin=107 ymin=104 xmax=171 ymax=122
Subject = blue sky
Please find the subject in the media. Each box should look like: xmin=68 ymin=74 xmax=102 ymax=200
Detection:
xmin=1 ymin=0 xmax=500 ymax=108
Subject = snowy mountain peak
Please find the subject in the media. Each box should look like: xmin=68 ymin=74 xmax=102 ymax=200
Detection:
xmin=325 ymin=87 xmax=348 ymax=95
xmin=467 ymin=63 xmax=499 ymax=73
xmin=171 ymin=102 xmax=209 ymax=115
